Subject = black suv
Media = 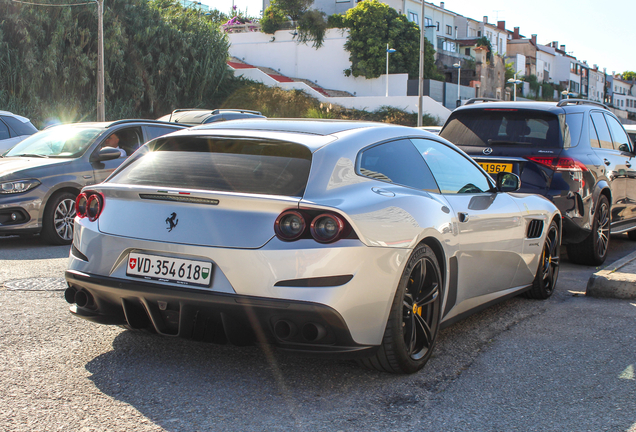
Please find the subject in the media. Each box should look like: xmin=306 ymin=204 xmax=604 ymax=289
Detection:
xmin=440 ymin=99 xmax=636 ymax=266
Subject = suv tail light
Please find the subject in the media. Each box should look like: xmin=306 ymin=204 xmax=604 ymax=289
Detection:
xmin=527 ymin=156 xmax=588 ymax=172
xmin=274 ymin=209 xmax=354 ymax=243
xmin=76 ymin=191 xmax=104 ymax=221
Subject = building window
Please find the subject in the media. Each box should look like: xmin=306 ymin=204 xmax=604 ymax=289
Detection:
xmin=477 ymin=31 xmax=481 ymax=37
xmin=465 ymin=48 xmax=470 ymax=56
xmin=408 ymin=11 xmax=418 ymax=24
xmin=446 ymin=25 xmax=452 ymax=35
xmin=436 ymin=21 xmax=440 ymax=31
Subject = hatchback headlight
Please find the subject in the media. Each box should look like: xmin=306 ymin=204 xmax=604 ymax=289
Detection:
xmin=0 ymin=179 xmax=41 ymax=194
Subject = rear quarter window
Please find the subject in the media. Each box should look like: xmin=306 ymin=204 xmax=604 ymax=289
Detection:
xmin=109 ymin=137 xmax=312 ymax=197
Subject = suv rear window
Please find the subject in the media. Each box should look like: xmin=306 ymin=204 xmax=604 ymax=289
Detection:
xmin=441 ymin=109 xmax=561 ymax=148
xmin=109 ymin=137 xmax=312 ymax=197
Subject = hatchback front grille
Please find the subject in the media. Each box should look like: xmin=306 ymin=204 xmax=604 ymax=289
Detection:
xmin=527 ymin=220 xmax=544 ymax=239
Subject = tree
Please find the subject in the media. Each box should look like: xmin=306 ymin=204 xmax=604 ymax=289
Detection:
xmin=260 ymin=0 xmax=329 ymax=48
xmin=335 ymin=0 xmax=438 ymax=80
xmin=622 ymin=71 xmax=636 ymax=81
xmin=475 ymin=36 xmax=492 ymax=63
xmin=0 ymin=0 xmax=233 ymax=123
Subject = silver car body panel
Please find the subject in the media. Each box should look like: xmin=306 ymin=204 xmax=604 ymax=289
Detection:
xmin=68 ymin=122 xmax=560 ymax=346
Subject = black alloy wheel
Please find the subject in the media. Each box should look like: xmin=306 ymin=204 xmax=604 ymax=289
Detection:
xmin=524 ymin=220 xmax=560 ymax=299
xmin=567 ymin=195 xmax=610 ymax=266
xmin=359 ymin=244 xmax=442 ymax=374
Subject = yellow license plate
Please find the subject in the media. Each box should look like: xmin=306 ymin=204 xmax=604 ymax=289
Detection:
xmin=479 ymin=163 xmax=513 ymax=174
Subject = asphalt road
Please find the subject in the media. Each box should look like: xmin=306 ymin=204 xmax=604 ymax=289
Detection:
xmin=1 ymin=234 xmax=635 ymax=432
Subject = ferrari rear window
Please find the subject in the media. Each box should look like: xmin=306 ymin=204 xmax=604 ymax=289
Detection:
xmin=108 ymin=136 xmax=312 ymax=197
xmin=441 ymin=109 xmax=562 ymax=148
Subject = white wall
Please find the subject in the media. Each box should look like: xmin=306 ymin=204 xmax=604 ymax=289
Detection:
xmin=232 ymin=66 xmax=451 ymax=123
xmin=228 ymin=28 xmax=451 ymax=122
xmin=229 ymin=29 xmax=412 ymax=97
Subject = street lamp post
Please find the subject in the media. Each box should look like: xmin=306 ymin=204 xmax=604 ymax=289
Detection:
xmin=386 ymin=44 xmax=396 ymax=97
xmin=453 ymin=62 xmax=461 ymax=107
xmin=507 ymin=72 xmax=522 ymax=101
xmin=97 ymin=0 xmax=105 ymax=121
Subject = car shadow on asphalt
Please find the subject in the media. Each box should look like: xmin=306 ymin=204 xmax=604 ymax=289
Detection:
xmin=0 ymin=235 xmax=70 ymax=260
xmin=81 ymin=293 xmax=549 ymax=430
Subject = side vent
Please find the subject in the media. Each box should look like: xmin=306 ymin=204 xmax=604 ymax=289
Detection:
xmin=527 ymin=220 xmax=544 ymax=239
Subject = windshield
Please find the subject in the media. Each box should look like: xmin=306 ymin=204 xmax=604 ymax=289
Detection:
xmin=109 ymin=136 xmax=312 ymax=197
xmin=4 ymin=125 xmax=103 ymax=158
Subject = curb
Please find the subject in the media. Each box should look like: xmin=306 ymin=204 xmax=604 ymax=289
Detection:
xmin=586 ymin=251 xmax=636 ymax=299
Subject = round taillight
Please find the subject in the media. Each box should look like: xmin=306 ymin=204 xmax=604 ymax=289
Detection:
xmin=75 ymin=193 xmax=88 ymax=218
xmin=310 ymin=213 xmax=344 ymax=243
xmin=86 ymin=194 xmax=103 ymax=222
xmin=275 ymin=211 xmax=306 ymax=241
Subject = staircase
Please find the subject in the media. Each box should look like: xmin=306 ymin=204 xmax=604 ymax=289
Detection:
xmin=228 ymin=57 xmax=353 ymax=98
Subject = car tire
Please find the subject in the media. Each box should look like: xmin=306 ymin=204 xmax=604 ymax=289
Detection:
xmin=41 ymin=191 xmax=77 ymax=245
xmin=566 ymin=195 xmax=610 ymax=266
xmin=524 ymin=219 xmax=560 ymax=299
xmin=358 ymin=244 xmax=442 ymax=374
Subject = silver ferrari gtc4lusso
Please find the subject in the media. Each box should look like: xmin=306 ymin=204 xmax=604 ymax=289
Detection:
xmin=65 ymin=119 xmax=561 ymax=374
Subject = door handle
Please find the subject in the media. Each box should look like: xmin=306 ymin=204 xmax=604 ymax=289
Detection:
xmin=604 ymin=159 xmax=611 ymax=166
xmin=458 ymin=212 xmax=469 ymax=223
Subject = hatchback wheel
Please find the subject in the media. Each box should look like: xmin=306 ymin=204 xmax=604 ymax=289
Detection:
xmin=41 ymin=192 xmax=77 ymax=245
xmin=567 ymin=195 xmax=610 ymax=266
xmin=359 ymin=244 xmax=442 ymax=374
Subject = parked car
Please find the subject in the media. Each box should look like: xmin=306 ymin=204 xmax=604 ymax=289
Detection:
xmin=0 ymin=111 xmax=38 ymax=153
xmin=439 ymin=98 xmax=636 ymax=266
xmin=415 ymin=125 xmax=442 ymax=135
xmin=156 ymin=108 xmax=265 ymax=125
xmin=624 ymin=124 xmax=636 ymax=145
xmin=65 ymin=119 xmax=560 ymax=374
xmin=0 ymin=119 xmax=185 ymax=244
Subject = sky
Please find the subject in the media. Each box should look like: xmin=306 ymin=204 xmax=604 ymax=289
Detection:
xmin=200 ymin=0 xmax=636 ymax=74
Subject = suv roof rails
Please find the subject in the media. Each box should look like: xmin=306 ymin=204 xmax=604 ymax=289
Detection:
xmin=464 ymin=97 xmax=502 ymax=105
xmin=107 ymin=119 xmax=181 ymax=128
xmin=167 ymin=108 xmax=262 ymax=122
xmin=556 ymin=99 xmax=609 ymax=109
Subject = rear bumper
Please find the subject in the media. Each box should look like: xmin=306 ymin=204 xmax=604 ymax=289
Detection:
xmin=65 ymin=270 xmax=377 ymax=357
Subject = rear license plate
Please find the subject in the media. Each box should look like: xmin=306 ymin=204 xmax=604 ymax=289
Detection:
xmin=479 ymin=162 xmax=513 ymax=174
xmin=126 ymin=252 xmax=213 ymax=287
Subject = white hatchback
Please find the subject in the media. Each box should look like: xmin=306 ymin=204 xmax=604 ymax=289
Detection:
xmin=0 ymin=111 xmax=37 ymax=153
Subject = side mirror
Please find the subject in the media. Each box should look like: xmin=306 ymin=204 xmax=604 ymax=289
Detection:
xmin=618 ymin=143 xmax=632 ymax=153
xmin=496 ymin=172 xmax=520 ymax=193
xmin=91 ymin=147 xmax=122 ymax=162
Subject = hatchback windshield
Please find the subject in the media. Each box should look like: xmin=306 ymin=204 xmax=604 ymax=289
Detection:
xmin=4 ymin=125 xmax=103 ymax=158
xmin=109 ymin=136 xmax=312 ymax=197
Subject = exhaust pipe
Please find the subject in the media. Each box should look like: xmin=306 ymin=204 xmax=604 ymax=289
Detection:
xmin=274 ymin=320 xmax=297 ymax=340
xmin=301 ymin=323 xmax=326 ymax=342
xmin=64 ymin=287 xmax=77 ymax=304
xmin=74 ymin=290 xmax=93 ymax=308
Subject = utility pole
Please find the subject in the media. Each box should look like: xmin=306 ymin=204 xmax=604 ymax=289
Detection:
xmin=97 ymin=0 xmax=105 ymax=121
xmin=417 ymin=0 xmax=425 ymax=126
